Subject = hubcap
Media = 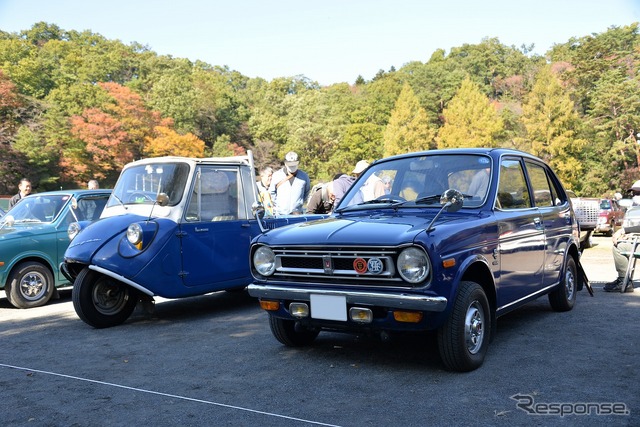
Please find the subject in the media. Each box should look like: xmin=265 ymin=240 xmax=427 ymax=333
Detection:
xmin=465 ymin=301 xmax=485 ymax=354
xmin=92 ymin=277 xmax=130 ymax=315
xmin=19 ymin=271 xmax=47 ymax=301
xmin=565 ymin=268 xmax=575 ymax=299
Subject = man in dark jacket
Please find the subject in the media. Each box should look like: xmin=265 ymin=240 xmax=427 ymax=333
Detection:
xmin=9 ymin=178 xmax=32 ymax=208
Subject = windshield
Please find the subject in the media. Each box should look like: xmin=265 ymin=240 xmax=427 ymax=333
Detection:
xmin=108 ymin=162 xmax=190 ymax=207
xmin=4 ymin=194 xmax=69 ymax=223
xmin=338 ymin=154 xmax=492 ymax=210
xmin=600 ymin=200 xmax=612 ymax=209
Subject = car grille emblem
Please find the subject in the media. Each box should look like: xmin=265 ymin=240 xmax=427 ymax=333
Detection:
xmin=323 ymin=256 xmax=333 ymax=274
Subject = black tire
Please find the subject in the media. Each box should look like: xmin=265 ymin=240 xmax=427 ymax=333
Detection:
xmin=269 ymin=315 xmax=319 ymax=346
xmin=6 ymin=261 xmax=55 ymax=309
xmin=72 ymin=268 xmax=139 ymax=328
xmin=548 ymin=257 xmax=577 ymax=312
xmin=437 ymin=281 xmax=491 ymax=372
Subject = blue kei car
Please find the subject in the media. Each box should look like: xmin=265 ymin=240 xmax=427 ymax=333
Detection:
xmin=62 ymin=153 xmax=324 ymax=328
xmin=247 ymin=148 xmax=590 ymax=372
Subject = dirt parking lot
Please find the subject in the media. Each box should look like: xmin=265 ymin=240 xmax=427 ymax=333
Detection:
xmin=0 ymin=235 xmax=638 ymax=426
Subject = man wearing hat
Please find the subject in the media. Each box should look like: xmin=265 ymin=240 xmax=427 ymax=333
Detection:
xmin=269 ymin=151 xmax=311 ymax=215
xmin=353 ymin=160 xmax=385 ymax=202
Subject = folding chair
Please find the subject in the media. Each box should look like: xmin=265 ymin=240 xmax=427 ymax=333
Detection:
xmin=619 ymin=234 xmax=640 ymax=293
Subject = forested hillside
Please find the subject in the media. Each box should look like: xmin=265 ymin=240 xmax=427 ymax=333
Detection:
xmin=1 ymin=21 xmax=639 ymax=197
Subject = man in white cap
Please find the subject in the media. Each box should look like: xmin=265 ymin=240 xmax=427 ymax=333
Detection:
xmin=353 ymin=160 xmax=385 ymax=202
xmin=269 ymin=151 xmax=311 ymax=215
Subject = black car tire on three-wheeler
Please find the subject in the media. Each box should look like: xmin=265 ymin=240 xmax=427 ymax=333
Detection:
xmin=72 ymin=268 xmax=139 ymax=328
xmin=6 ymin=261 xmax=55 ymax=309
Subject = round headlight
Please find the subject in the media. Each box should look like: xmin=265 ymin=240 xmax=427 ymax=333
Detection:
xmin=397 ymin=247 xmax=430 ymax=283
xmin=126 ymin=223 xmax=143 ymax=245
xmin=253 ymin=246 xmax=276 ymax=276
xmin=67 ymin=222 xmax=81 ymax=241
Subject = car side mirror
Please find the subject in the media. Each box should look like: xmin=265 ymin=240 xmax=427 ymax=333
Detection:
xmin=2 ymin=214 xmax=15 ymax=228
xmin=252 ymin=202 xmax=268 ymax=233
xmin=440 ymin=188 xmax=464 ymax=212
xmin=156 ymin=193 xmax=170 ymax=207
xmin=426 ymin=189 xmax=465 ymax=231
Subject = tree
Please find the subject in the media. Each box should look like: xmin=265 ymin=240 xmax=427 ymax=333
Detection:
xmin=144 ymin=125 xmax=205 ymax=157
xmin=516 ymin=66 xmax=587 ymax=190
xmin=68 ymin=82 xmax=167 ymax=184
xmin=383 ymin=83 xmax=436 ymax=156
xmin=0 ymin=69 xmax=22 ymax=143
xmin=436 ymin=77 xmax=504 ymax=148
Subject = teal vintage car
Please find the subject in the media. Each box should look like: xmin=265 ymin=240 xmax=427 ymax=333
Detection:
xmin=0 ymin=189 xmax=111 ymax=308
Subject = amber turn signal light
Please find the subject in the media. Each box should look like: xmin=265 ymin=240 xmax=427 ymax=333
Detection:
xmin=393 ymin=310 xmax=423 ymax=323
xmin=259 ymin=300 xmax=280 ymax=311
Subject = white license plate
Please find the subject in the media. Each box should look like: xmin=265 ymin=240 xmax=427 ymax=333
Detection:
xmin=310 ymin=294 xmax=347 ymax=321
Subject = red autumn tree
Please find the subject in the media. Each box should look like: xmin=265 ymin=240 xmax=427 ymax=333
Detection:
xmin=68 ymin=82 xmax=169 ymax=183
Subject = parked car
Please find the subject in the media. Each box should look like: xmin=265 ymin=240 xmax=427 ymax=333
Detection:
xmin=62 ymin=153 xmax=325 ymax=328
xmin=0 ymin=189 xmax=111 ymax=308
xmin=595 ymin=198 xmax=625 ymax=236
xmin=248 ymin=148 xmax=587 ymax=372
xmin=565 ymin=189 xmax=591 ymax=250
xmin=622 ymin=206 xmax=640 ymax=230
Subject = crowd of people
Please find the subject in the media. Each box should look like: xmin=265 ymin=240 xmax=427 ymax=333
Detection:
xmin=256 ymin=152 xmax=391 ymax=216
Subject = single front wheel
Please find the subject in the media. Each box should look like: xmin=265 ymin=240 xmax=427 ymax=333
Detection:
xmin=7 ymin=261 xmax=55 ymax=309
xmin=72 ymin=268 xmax=139 ymax=328
xmin=437 ymin=281 xmax=491 ymax=372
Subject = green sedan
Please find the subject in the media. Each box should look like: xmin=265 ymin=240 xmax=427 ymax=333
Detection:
xmin=0 ymin=189 xmax=111 ymax=308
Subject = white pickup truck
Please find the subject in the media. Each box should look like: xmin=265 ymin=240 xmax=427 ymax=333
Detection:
xmin=567 ymin=190 xmax=600 ymax=249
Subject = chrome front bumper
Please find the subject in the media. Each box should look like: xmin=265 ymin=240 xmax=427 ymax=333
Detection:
xmin=247 ymin=284 xmax=448 ymax=312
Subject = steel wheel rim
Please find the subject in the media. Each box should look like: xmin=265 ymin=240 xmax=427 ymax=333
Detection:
xmin=19 ymin=271 xmax=47 ymax=301
xmin=465 ymin=301 xmax=485 ymax=354
xmin=92 ymin=277 xmax=130 ymax=315
xmin=565 ymin=266 xmax=576 ymax=300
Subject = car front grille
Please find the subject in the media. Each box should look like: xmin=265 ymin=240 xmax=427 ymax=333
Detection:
xmin=268 ymin=245 xmax=416 ymax=287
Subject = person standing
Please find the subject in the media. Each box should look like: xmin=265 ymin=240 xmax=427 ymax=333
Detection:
xmin=256 ymin=167 xmax=274 ymax=216
xmin=87 ymin=179 xmax=99 ymax=189
xmin=270 ymin=151 xmax=310 ymax=215
xmin=306 ymin=174 xmax=355 ymax=214
xmin=9 ymin=178 xmax=32 ymax=208
xmin=352 ymin=160 xmax=385 ymax=202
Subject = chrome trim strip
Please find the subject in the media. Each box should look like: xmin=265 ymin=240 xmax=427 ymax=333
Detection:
xmin=88 ymin=265 xmax=155 ymax=296
xmin=247 ymin=284 xmax=447 ymax=312
xmin=497 ymin=282 xmax=560 ymax=313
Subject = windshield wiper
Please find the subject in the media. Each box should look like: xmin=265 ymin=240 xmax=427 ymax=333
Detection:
xmin=414 ymin=194 xmax=442 ymax=204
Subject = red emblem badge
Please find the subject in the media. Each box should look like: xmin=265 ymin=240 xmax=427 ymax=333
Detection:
xmin=353 ymin=258 xmax=368 ymax=274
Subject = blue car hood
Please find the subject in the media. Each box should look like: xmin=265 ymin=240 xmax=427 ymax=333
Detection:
xmin=257 ymin=212 xmax=442 ymax=246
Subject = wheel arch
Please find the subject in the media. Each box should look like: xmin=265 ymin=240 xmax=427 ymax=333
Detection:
xmin=460 ymin=259 xmax=497 ymax=338
xmin=4 ymin=255 xmax=59 ymax=288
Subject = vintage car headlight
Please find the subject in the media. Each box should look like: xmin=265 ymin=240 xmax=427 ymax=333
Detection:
xmin=253 ymin=246 xmax=276 ymax=276
xmin=126 ymin=223 xmax=143 ymax=246
xmin=67 ymin=222 xmax=81 ymax=241
xmin=397 ymin=247 xmax=430 ymax=283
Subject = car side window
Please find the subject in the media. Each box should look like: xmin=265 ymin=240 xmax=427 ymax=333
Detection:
xmin=497 ymin=158 xmax=531 ymax=210
xmin=186 ymin=166 xmax=239 ymax=222
xmin=525 ymin=161 xmax=555 ymax=207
